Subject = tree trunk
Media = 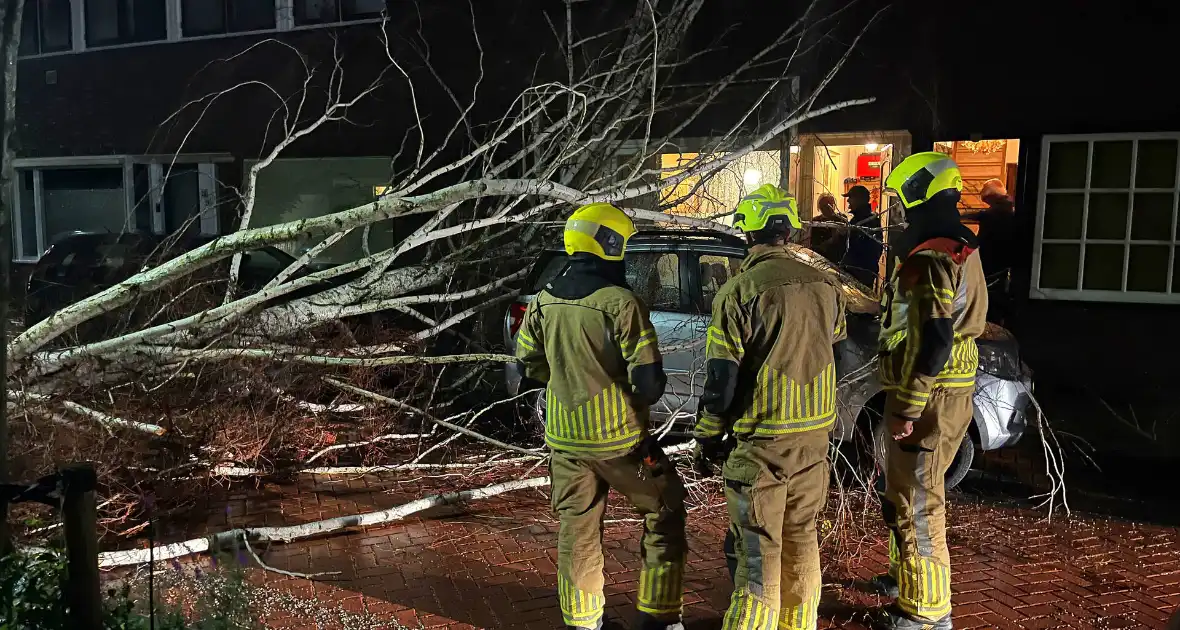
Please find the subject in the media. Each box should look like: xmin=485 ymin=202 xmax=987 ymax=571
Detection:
xmin=0 ymin=0 xmax=25 ymax=557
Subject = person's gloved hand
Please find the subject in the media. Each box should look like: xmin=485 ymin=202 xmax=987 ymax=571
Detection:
xmin=887 ymin=415 xmax=916 ymax=440
xmin=693 ymin=435 xmax=730 ymax=477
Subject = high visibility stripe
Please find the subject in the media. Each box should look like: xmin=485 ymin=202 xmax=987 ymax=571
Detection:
xmin=558 ymin=573 xmax=605 ymax=628
xmin=895 ymin=556 xmax=952 ymax=621
xmin=544 ymin=384 xmax=644 ymax=456
xmin=732 ymin=363 xmax=838 ymax=437
xmin=637 ymin=561 xmax=684 ymax=615
xmin=708 ymin=326 xmax=742 ymax=353
xmin=722 ymin=588 xmax=777 ymax=630
xmin=777 ymin=584 xmax=820 ymax=630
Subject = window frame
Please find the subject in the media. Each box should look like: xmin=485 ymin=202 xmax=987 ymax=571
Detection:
xmin=12 ymin=154 xmax=230 ymax=262
xmin=1032 ymin=132 xmax=1180 ymax=304
xmin=83 ymin=0 xmax=168 ymax=48
xmin=17 ymin=0 xmax=388 ymax=59
xmin=20 ymin=0 xmax=75 ymax=56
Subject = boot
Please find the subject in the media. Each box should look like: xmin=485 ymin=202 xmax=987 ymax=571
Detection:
xmin=868 ymin=573 xmax=900 ymax=598
xmin=636 ymin=613 xmax=685 ymax=630
xmin=871 ymin=604 xmax=952 ymax=630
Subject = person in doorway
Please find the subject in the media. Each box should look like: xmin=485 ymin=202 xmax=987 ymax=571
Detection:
xmin=693 ymin=183 xmax=847 ymax=630
xmin=870 ymin=153 xmax=988 ymax=630
xmin=843 ymin=185 xmax=885 ymax=290
xmin=809 ymin=193 xmax=850 ymax=264
xmin=962 ymin=178 xmax=1016 ymax=323
xmin=515 ymin=203 xmax=688 ymax=630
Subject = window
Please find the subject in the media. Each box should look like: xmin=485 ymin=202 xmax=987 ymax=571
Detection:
xmin=181 ymin=0 xmax=276 ymax=36
xmin=40 ymin=167 xmax=129 ymax=248
xmin=1033 ymin=134 xmax=1180 ymax=303
xmin=625 ymin=252 xmax=682 ymax=311
xmin=20 ymin=0 xmax=72 ymax=56
xmin=85 ymin=0 xmax=167 ymax=47
xmin=13 ymin=157 xmax=224 ymax=262
xmin=697 ymin=254 xmax=742 ymax=310
xmin=294 ymin=0 xmax=385 ymax=26
xmin=249 ymin=158 xmax=394 ymax=263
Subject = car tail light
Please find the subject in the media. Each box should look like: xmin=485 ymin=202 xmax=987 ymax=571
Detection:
xmin=508 ymin=302 xmax=528 ymax=338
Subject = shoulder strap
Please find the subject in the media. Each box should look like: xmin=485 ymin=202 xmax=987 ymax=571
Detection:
xmin=909 ymin=237 xmax=976 ymax=265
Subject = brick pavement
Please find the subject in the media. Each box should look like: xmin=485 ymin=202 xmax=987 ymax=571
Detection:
xmin=199 ymin=473 xmax=1180 ymax=630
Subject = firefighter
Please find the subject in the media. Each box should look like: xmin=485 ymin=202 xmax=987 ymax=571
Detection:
xmin=870 ymin=152 xmax=988 ymax=630
xmin=515 ymin=203 xmax=688 ymax=630
xmin=693 ymin=184 xmax=848 ymax=630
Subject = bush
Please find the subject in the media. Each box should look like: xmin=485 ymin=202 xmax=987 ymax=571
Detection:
xmin=0 ymin=549 xmax=258 ymax=630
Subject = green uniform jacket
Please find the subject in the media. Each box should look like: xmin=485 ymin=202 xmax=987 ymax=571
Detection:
xmin=694 ymin=245 xmax=848 ymax=440
xmin=878 ymin=238 xmax=989 ymax=418
xmin=516 ymin=282 xmax=663 ymax=459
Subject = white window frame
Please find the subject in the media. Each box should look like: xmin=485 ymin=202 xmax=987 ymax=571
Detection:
xmin=11 ymin=154 xmax=231 ymax=262
xmin=17 ymin=0 xmax=387 ymax=59
xmin=1031 ymin=132 xmax=1180 ymax=304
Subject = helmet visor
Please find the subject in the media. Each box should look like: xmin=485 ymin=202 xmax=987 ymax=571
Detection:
xmin=567 ymin=219 xmax=627 ymax=258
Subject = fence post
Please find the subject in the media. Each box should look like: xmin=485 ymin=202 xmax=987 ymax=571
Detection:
xmin=61 ymin=463 xmax=101 ymax=630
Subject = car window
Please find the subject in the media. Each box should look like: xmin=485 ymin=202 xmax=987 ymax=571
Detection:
xmin=698 ymin=254 xmax=744 ymax=310
xmin=530 ymin=253 xmax=569 ymax=292
xmin=626 ymin=252 xmax=681 ymax=312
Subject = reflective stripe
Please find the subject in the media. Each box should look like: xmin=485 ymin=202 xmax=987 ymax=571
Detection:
xmin=722 ymin=588 xmax=777 ymax=630
xmin=733 ymin=363 xmax=836 ymax=437
xmin=895 ymin=556 xmax=952 ymax=621
xmin=558 ymin=573 xmax=605 ymax=627
xmin=516 ymin=331 xmax=536 ymax=351
xmin=621 ymin=328 xmax=658 ymax=355
xmin=777 ymin=584 xmax=820 ymax=630
xmin=545 ymin=384 xmax=644 ymax=456
xmin=637 ymin=561 xmax=684 ymax=616
xmin=708 ymin=326 xmax=742 ymax=353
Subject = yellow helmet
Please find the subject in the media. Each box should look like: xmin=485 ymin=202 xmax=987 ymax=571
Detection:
xmin=885 ymin=152 xmax=963 ymax=209
xmin=563 ymin=202 xmax=636 ymax=261
xmin=733 ymin=184 xmax=801 ymax=233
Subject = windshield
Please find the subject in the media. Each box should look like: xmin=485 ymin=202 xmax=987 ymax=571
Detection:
xmin=528 ymin=242 xmax=880 ymax=316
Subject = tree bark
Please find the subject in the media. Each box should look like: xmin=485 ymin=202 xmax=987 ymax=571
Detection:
xmin=0 ymin=0 xmax=25 ymax=557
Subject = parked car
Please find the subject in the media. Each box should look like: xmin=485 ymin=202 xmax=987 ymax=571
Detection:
xmin=23 ymin=231 xmax=303 ymax=334
xmin=503 ymin=230 xmax=1034 ymax=489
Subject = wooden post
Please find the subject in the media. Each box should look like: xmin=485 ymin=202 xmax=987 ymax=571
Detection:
xmin=61 ymin=464 xmax=102 ymax=630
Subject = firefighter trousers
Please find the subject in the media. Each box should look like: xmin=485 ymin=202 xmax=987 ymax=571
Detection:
xmin=550 ymin=446 xmax=688 ymax=629
xmin=881 ymin=388 xmax=974 ymax=622
xmin=721 ymin=429 xmax=830 ymax=630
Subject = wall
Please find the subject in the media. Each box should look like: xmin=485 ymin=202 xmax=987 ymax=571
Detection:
xmin=1005 ymin=135 xmax=1180 ymax=460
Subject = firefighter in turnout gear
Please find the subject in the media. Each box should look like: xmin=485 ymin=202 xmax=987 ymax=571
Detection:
xmin=693 ymin=184 xmax=848 ymax=630
xmin=870 ymin=153 xmax=988 ymax=630
xmin=515 ymin=203 xmax=688 ymax=630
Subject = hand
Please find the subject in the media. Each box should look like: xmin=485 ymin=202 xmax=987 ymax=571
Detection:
xmin=886 ymin=416 xmax=914 ymax=440
xmin=693 ymin=436 xmax=730 ymax=477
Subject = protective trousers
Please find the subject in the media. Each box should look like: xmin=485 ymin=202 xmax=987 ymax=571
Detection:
xmin=881 ymin=388 xmax=974 ymax=622
xmin=550 ymin=447 xmax=688 ymax=629
xmin=722 ymin=429 xmax=830 ymax=630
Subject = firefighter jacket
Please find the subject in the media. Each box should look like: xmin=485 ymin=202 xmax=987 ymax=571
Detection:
xmin=516 ymin=255 xmax=667 ymax=459
xmin=694 ymin=245 xmax=847 ymax=440
xmin=878 ymin=238 xmax=989 ymax=418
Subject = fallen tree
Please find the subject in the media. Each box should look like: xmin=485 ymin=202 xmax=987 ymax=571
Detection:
xmin=2 ymin=0 xmax=1070 ymax=552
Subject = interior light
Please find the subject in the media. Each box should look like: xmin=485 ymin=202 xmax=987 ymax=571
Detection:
xmin=864 ymin=143 xmax=879 ymax=151
xmin=789 ymin=146 xmax=800 ymax=154
xmin=374 ymin=185 xmax=390 ymax=197
xmin=743 ymin=169 xmax=762 ymax=188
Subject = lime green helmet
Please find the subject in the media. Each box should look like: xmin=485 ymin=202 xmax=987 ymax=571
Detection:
xmin=733 ymin=184 xmax=801 ymax=234
xmin=885 ymin=152 xmax=963 ymax=209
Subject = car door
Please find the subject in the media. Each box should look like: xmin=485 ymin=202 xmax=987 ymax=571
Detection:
xmin=680 ymin=248 xmax=747 ymax=420
xmin=623 ymin=247 xmax=698 ymax=426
